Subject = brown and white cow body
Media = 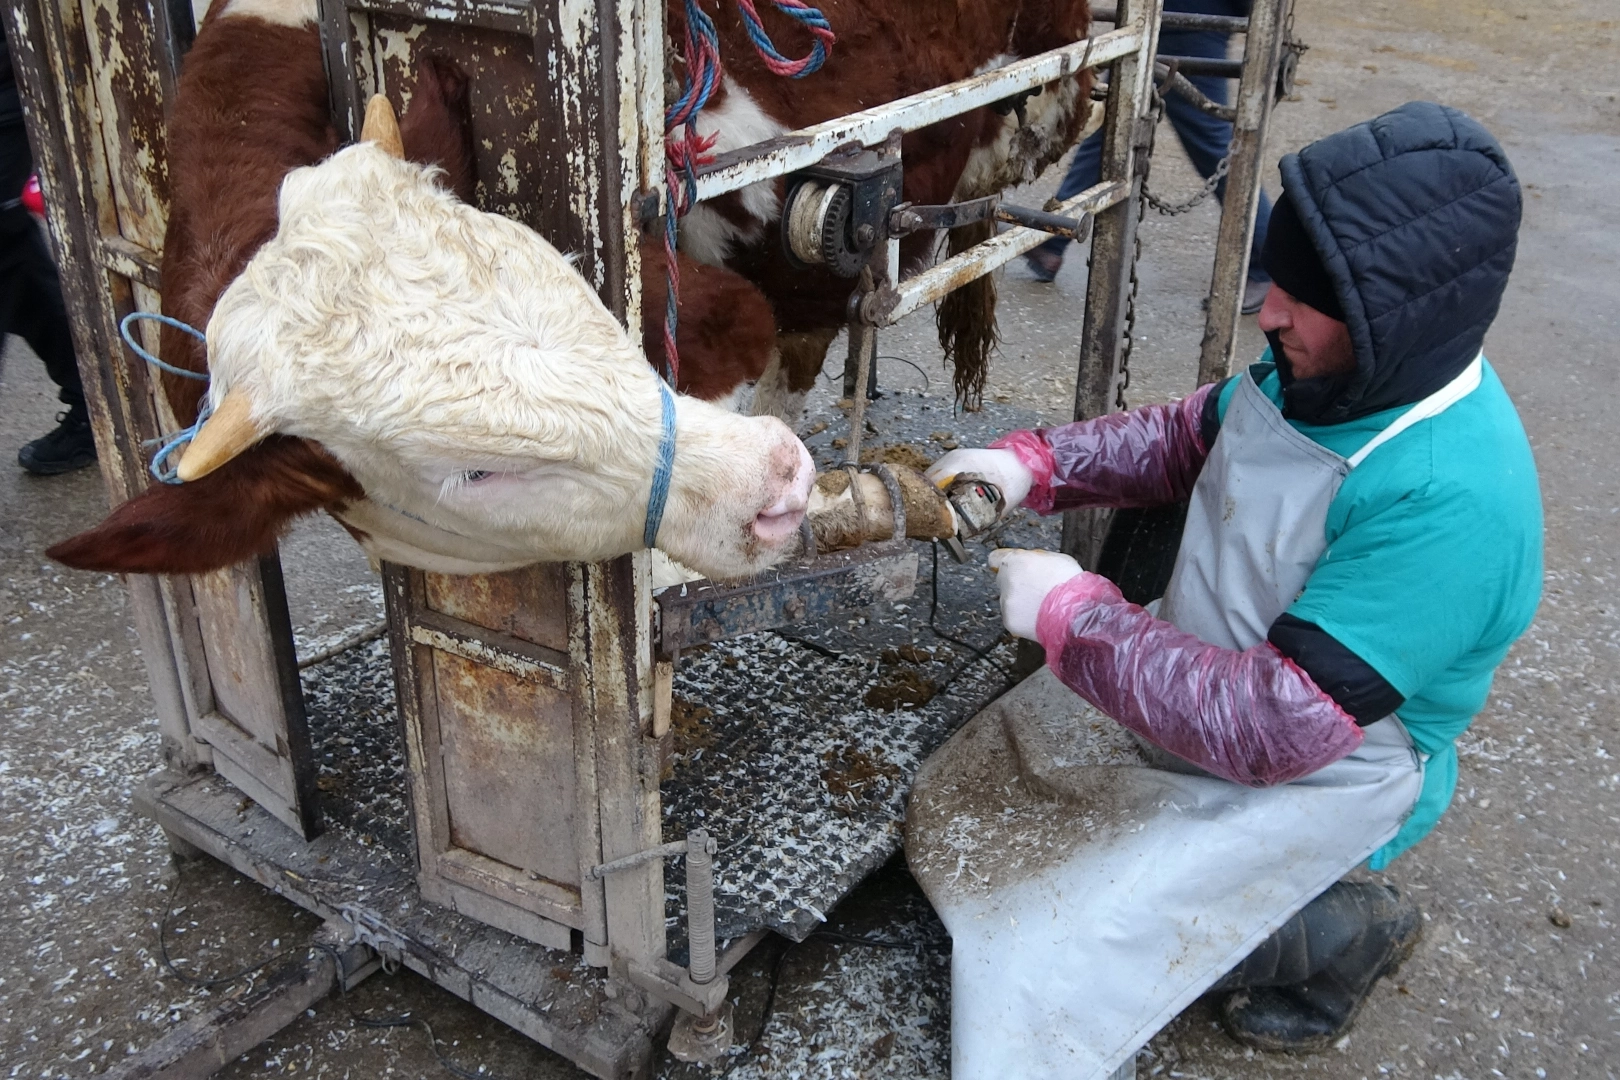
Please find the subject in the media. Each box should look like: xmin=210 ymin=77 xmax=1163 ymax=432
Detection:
xmin=49 ymin=0 xmax=810 ymax=581
xmin=669 ymin=0 xmax=1095 ymax=419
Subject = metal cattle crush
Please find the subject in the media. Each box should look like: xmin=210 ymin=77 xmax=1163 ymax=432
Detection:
xmin=6 ymin=0 xmax=1294 ymax=1073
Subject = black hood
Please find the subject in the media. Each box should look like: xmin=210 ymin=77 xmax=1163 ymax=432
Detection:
xmin=1273 ymin=101 xmax=1522 ymax=424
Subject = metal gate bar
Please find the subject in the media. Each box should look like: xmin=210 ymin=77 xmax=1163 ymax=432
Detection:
xmin=690 ymin=23 xmax=1144 ymax=203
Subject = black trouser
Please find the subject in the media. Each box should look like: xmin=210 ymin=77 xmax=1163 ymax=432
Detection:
xmin=0 ymin=118 xmax=83 ymax=418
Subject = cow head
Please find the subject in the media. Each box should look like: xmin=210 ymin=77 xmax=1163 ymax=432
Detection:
xmin=53 ymin=102 xmax=813 ymax=582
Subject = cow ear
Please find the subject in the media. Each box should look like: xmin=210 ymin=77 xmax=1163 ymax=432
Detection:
xmin=48 ymin=480 xmax=282 ymax=575
xmin=47 ymin=437 xmax=363 ymax=575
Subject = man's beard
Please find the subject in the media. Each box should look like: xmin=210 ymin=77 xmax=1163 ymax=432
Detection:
xmin=1267 ymin=329 xmax=1356 ymax=425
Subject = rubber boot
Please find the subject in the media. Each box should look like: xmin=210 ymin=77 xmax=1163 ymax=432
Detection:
xmin=1211 ymin=881 xmax=1421 ymax=1052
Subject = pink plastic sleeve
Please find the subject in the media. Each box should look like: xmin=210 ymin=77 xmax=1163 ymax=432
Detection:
xmin=988 ymin=429 xmax=1058 ymax=513
xmin=992 ymin=382 xmax=1216 ymax=516
xmin=1035 ymin=572 xmax=1365 ymax=788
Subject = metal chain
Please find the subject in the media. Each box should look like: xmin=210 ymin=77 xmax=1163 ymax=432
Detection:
xmin=1117 ymin=88 xmax=1167 ymax=411
xmin=1143 ymin=140 xmax=1230 ymax=216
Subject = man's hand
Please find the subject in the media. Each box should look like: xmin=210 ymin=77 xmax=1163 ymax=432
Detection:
xmin=925 ymin=448 xmax=1034 ymax=517
xmin=988 ymin=547 xmax=1084 ymax=640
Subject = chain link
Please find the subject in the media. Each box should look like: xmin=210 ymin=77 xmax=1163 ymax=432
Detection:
xmin=1116 ymin=89 xmax=1167 ymax=411
xmin=1143 ymin=147 xmax=1230 ymax=216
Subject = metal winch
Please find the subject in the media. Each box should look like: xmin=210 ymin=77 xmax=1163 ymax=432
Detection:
xmin=781 ymin=147 xmax=904 ymax=276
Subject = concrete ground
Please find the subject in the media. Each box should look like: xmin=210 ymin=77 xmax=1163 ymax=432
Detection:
xmin=2 ymin=0 xmax=1617 ymax=1076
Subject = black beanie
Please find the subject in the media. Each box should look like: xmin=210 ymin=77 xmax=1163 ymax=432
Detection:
xmin=1263 ymin=192 xmax=1344 ymax=322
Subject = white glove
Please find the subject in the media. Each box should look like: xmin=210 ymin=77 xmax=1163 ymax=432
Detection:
xmin=924 ymin=447 xmax=1034 ymax=516
xmin=988 ymin=547 xmax=1084 ymax=640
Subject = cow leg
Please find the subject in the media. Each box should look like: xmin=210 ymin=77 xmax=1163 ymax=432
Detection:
xmin=752 ymin=326 xmax=838 ymax=425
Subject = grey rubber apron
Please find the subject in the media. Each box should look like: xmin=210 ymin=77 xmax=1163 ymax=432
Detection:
xmin=909 ymin=358 xmax=1480 ymax=1079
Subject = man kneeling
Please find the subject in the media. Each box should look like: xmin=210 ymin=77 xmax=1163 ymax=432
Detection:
xmin=927 ymin=101 xmax=1541 ymax=1064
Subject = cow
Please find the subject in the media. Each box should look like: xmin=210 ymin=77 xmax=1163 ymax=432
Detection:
xmin=667 ymin=0 xmax=1095 ymax=419
xmin=46 ymin=0 xmax=810 ymax=581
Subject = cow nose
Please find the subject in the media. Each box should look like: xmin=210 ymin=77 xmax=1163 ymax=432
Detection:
xmin=753 ymin=436 xmax=814 ymax=543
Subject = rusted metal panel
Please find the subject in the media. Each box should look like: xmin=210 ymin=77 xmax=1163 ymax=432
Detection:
xmin=431 ymin=649 xmax=579 ymax=884
xmin=1196 ymin=0 xmax=1288 ymax=386
xmin=692 ymin=24 xmax=1143 ymax=204
xmin=423 ymin=565 xmax=569 ymax=652
xmin=655 ymin=542 xmax=918 ymax=655
xmin=385 ymin=565 xmax=585 ymax=946
xmin=72 ymin=0 xmax=172 ymax=250
xmin=187 ymin=556 xmax=322 ymax=838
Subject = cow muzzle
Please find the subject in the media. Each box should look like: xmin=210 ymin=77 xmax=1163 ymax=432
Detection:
xmin=753 ymin=435 xmax=815 ymax=544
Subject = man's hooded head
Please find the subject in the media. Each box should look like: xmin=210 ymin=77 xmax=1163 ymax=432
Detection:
xmin=1260 ymin=101 xmax=1522 ymax=425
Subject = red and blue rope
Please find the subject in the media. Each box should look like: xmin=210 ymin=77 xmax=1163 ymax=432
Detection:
xmin=661 ymin=0 xmax=834 ymax=384
xmin=734 ymin=0 xmax=834 ymax=79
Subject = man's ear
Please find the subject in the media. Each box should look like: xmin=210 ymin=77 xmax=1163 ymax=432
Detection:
xmin=47 ymin=437 xmax=364 ymax=575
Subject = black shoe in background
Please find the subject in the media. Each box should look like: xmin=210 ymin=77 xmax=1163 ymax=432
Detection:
xmin=18 ymin=409 xmax=97 ymax=475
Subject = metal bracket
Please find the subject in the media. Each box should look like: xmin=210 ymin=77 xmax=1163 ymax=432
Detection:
xmin=625 ymin=956 xmax=731 ymax=1017
xmin=654 ymin=540 xmax=918 ymax=656
xmin=338 ymin=903 xmax=408 ymax=973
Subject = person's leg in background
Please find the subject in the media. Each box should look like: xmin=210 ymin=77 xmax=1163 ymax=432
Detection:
xmin=1156 ymin=27 xmax=1275 ymax=313
xmin=1028 ymin=25 xmax=1274 ymax=314
xmin=0 ymin=118 xmax=94 ymax=475
xmin=1023 ymin=126 xmax=1105 ymax=282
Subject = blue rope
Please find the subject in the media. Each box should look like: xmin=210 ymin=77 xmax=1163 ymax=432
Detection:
xmin=119 ymin=311 xmax=213 ymax=485
xmin=643 ymin=379 xmax=678 ymax=549
xmin=120 ymin=311 xmax=209 ymax=381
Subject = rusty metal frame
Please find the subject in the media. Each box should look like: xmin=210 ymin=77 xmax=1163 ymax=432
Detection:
xmin=1196 ymin=0 xmax=1290 ymax=386
xmin=678 ymin=20 xmax=1149 ymax=329
xmin=654 ymin=541 xmax=918 ymax=656
xmin=689 ymin=23 xmax=1144 ymax=204
xmin=315 ymin=2 xmax=685 ymax=1067
xmin=1061 ymin=0 xmax=1165 ymax=566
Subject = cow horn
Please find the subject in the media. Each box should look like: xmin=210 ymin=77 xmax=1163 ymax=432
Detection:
xmin=361 ymin=94 xmax=404 ymax=158
xmin=176 ymin=391 xmax=266 ymax=482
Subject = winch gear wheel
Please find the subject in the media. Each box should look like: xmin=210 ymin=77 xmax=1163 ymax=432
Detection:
xmin=784 ymin=180 xmax=862 ymax=277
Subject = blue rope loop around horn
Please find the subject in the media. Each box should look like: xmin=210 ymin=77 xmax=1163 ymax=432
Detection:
xmin=119 ymin=311 xmax=213 ymax=486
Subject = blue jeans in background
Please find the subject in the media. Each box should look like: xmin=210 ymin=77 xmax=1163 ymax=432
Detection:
xmin=1032 ymin=29 xmax=1272 ymax=283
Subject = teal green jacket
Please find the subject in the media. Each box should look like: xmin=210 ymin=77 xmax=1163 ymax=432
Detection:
xmin=1218 ymin=356 xmax=1543 ymax=865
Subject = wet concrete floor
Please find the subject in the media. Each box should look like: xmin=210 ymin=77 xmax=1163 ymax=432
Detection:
xmin=2 ymin=0 xmax=1616 ymax=1076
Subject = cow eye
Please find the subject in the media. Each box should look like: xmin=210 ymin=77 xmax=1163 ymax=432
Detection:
xmin=461 ymin=470 xmax=492 ymax=483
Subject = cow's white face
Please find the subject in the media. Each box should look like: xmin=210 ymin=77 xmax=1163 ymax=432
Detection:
xmin=202 ymin=144 xmax=814 ymax=580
